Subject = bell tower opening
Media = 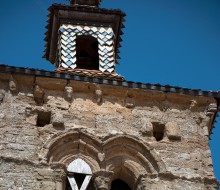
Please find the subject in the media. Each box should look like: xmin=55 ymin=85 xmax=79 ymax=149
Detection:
xmin=76 ymin=35 xmax=99 ymax=70
xmin=110 ymin=179 xmax=132 ymax=190
xmin=66 ymin=158 xmax=92 ymax=190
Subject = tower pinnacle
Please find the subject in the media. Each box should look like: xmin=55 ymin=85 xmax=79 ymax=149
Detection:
xmin=70 ymin=0 xmax=101 ymax=7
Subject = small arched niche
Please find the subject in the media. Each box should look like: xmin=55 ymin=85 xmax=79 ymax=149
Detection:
xmin=66 ymin=158 xmax=93 ymax=190
xmin=76 ymin=35 xmax=99 ymax=70
xmin=110 ymin=179 xmax=132 ymax=190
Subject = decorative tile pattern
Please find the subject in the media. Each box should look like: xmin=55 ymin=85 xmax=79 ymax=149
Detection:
xmin=58 ymin=24 xmax=115 ymax=73
xmin=56 ymin=67 xmax=125 ymax=80
xmin=43 ymin=4 xmax=125 ymax=65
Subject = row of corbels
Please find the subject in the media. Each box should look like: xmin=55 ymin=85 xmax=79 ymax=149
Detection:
xmin=6 ymin=76 xmax=103 ymax=105
xmin=2 ymin=76 xmax=135 ymax=108
xmin=33 ymin=85 xmax=104 ymax=106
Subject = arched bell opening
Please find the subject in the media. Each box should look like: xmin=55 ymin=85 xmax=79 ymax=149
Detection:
xmin=107 ymin=160 xmax=139 ymax=190
xmin=76 ymin=35 xmax=99 ymax=70
xmin=110 ymin=179 xmax=132 ymax=190
xmin=44 ymin=131 xmax=102 ymax=171
xmin=66 ymin=158 xmax=93 ymax=190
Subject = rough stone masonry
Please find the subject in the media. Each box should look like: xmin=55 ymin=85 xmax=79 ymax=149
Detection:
xmin=0 ymin=70 xmax=219 ymax=190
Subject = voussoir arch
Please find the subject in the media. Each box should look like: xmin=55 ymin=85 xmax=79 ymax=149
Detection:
xmin=40 ymin=130 xmax=102 ymax=172
xmin=102 ymin=135 xmax=167 ymax=174
xmin=40 ymin=130 xmax=167 ymax=176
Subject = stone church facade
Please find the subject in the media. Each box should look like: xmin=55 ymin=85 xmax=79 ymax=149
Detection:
xmin=0 ymin=0 xmax=219 ymax=189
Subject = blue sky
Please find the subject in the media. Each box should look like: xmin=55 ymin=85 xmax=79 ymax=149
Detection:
xmin=0 ymin=0 xmax=219 ymax=183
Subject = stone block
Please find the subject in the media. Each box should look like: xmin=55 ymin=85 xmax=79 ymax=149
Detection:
xmin=165 ymin=122 xmax=181 ymax=140
xmin=52 ymin=113 xmax=64 ymax=129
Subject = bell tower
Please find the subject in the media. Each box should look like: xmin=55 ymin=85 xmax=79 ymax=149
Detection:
xmin=43 ymin=0 xmax=125 ymax=78
xmin=70 ymin=0 xmax=101 ymax=7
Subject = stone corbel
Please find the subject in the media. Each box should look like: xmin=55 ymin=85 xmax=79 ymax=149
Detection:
xmin=9 ymin=75 xmax=17 ymax=93
xmin=64 ymin=84 xmax=73 ymax=102
xmin=95 ymin=86 xmax=103 ymax=105
xmin=93 ymin=170 xmax=113 ymax=190
xmin=34 ymin=84 xmax=45 ymax=104
xmin=125 ymin=92 xmax=135 ymax=108
xmin=205 ymin=103 xmax=217 ymax=117
xmin=189 ymin=100 xmax=198 ymax=111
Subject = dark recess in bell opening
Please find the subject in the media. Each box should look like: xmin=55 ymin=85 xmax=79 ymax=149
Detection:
xmin=76 ymin=35 xmax=99 ymax=70
xmin=111 ymin=179 xmax=132 ymax=190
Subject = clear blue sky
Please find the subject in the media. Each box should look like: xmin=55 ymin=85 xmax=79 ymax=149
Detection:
xmin=0 ymin=0 xmax=219 ymax=183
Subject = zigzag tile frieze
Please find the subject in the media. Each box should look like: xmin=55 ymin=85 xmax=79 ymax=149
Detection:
xmin=57 ymin=25 xmax=115 ymax=73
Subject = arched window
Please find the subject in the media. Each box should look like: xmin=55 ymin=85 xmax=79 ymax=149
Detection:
xmin=66 ymin=158 xmax=92 ymax=190
xmin=76 ymin=35 xmax=99 ymax=70
xmin=110 ymin=179 xmax=132 ymax=190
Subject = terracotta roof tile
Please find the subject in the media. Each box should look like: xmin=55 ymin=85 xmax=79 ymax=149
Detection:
xmin=56 ymin=67 xmax=125 ymax=80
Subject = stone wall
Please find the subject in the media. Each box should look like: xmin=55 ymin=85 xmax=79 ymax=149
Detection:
xmin=0 ymin=72 xmax=219 ymax=189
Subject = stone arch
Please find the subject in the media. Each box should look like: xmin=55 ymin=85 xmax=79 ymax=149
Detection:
xmin=103 ymin=135 xmax=166 ymax=174
xmin=101 ymin=135 xmax=167 ymax=189
xmin=41 ymin=131 xmax=167 ymax=189
xmin=108 ymin=159 xmax=145 ymax=189
xmin=41 ymin=130 xmax=102 ymax=172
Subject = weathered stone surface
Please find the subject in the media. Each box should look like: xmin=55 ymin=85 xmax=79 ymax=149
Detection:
xmin=0 ymin=72 xmax=218 ymax=189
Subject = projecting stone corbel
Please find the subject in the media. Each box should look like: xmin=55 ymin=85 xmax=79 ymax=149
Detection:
xmin=64 ymin=85 xmax=73 ymax=102
xmin=9 ymin=75 xmax=17 ymax=93
xmin=205 ymin=103 xmax=217 ymax=117
xmin=96 ymin=89 xmax=102 ymax=104
xmin=95 ymin=86 xmax=103 ymax=105
xmin=125 ymin=92 xmax=135 ymax=108
xmin=189 ymin=100 xmax=198 ymax=111
xmin=33 ymin=84 xmax=45 ymax=105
